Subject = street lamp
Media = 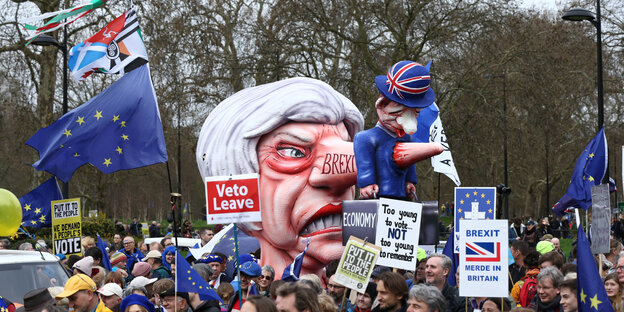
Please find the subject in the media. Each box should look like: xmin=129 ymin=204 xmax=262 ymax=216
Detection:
xmin=562 ymin=2 xmax=608 ymax=184
xmin=485 ymin=73 xmax=510 ymax=219
xmin=31 ymin=33 xmax=69 ymax=198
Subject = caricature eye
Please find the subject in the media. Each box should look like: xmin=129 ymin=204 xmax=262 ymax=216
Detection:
xmin=277 ymin=146 xmax=306 ymax=158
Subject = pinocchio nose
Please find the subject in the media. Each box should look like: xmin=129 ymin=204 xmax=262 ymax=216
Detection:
xmin=309 ymin=138 xmax=357 ymax=188
xmin=393 ymin=142 xmax=445 ymax=168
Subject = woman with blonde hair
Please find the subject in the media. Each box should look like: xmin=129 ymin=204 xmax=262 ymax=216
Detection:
xmin=604 ymin=272 xmax=624 ymax=311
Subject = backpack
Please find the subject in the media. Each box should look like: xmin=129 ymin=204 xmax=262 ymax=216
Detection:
xmin=519 ymin=274 xmax=538 ymax=307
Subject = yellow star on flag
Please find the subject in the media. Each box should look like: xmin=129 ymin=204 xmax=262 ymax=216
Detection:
xmin=74 ymin=153 xmax=80 ymax=157
xmin=63 ymin=129 xmax=72 ymax=137
xmin=199 ymin=286 xmax=203 ymax=289
xmin=580 ymin=289 xmax=587 ymax=303
xmin=229 ymin=237 xmax=234 ymax=241
xmin=187 ymin=270 xmax=191 ymax=273
xmin=120 ymin=121 xmax=126 ymax=128
xmin=481 ymin=193 xmax=485 ymax=198
xmin=588 ymin=153 xmax=594 ymax=158
xmin=24 ymin=204 xmax=31 ymax=211
xmin=460 ymin=200 xmax=464 ymax=204
xmin=486 ymin=200 xmax=491 ymax=204
xmin=112 ymin=115 xmax=120 ymax=122
xmin=34 ymin=208 xmax=41 ymax=214
xmin=473 ymin=191 xmax=478 ymax=195
xmin=460 ymin=217 xmax=464 ymax=220
xmin=94 ymin=110 xmax=103 ymax=120
xmin=192 ymin=282 xmax=196 ymax=285
xmin=76 ymin=116 xmax=85 ymax=125
xmin=488 ymin=209 xmax=492 ymax=213
xmin=116 ymin=146 xmax=123 ymax=154
xmin=188 ymin=277 xmax=192 ymax=280
xmin=588 ymin=176 xmax=595 ymax=181
xmin=228 ymin=255 xmax=234 ymax=261
xmin=465 ymin=193 xmax=470 ymax=198
xmin=458 ymin=208 xmax=462 ymax=213
xmin=31 ymin=220 xmax=37 ymax=225
xmin=589 ymin=294 xmax=602 ymax=310
xmin=103 ymin=158 xmax=112 ymax=167
xmin=121 ymin=134 xmax=129 ymax=141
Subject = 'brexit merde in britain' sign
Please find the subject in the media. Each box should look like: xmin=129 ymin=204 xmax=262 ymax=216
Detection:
xmin=458 ymin=219 xmax=508 ymax=298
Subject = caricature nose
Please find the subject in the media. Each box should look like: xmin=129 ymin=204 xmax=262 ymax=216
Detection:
xmin=309 ymin=138 xmax=357 ymax=189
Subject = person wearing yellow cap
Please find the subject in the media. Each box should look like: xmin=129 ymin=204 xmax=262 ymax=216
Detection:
xmin=536 ymin=240 xmax=555 ymax=255
xmin=55 ymin=274 xmax=112 ymax=312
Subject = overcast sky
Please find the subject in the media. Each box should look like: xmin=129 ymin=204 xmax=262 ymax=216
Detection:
xmin=518 ymin=0 xmax=563 ymax=12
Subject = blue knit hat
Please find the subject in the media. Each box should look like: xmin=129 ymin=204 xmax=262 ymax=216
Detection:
xmin=120 ymin=294 xmax=155 ymax=312
xmin=196 ymin=254 xmax=222 ymax=264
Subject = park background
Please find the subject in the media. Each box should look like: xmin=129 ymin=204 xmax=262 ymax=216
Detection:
xmin=1 ymin=0 xmax=624 ymax=225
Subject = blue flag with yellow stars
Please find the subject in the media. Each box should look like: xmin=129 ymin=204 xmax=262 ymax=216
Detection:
xmin=577 ymin=226 xmax=614 ymax=312
xmin=19 ymin=177 xmax=62 ymax=229
xmin=553 ymin=127 xmax=607 ymax=217
xmin=453 ymin=187 xmax=496 ymax=252
xmin=176 ymin=251 xmax=222 ymax=302
xmin=210 ymin=224 xmax=260 ymax=279
xmin=26 ymin=64 xmax=168 ymax=182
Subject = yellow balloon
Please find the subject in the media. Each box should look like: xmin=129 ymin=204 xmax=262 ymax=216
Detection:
xmin=0 ymin=189 xmax=22 ymax=237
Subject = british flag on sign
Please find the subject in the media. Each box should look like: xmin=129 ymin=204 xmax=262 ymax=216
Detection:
xmin=385 ymin=62 xmax=431 ymax=99
xmin=465 ymin=242 xmax=501 ymax=262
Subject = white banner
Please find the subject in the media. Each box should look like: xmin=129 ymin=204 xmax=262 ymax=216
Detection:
xmin=374 ymin=198 xmax=422 ymax=271
xmin=458 ymin=219 xmax=508 ymax=298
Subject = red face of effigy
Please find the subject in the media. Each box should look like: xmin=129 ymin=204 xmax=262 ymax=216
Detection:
xmin=254 ymin=121 xmax=357 ymax=272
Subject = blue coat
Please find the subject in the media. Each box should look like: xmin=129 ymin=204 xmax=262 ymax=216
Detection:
xmin=354 ymin=124 xmax=417 ymax=198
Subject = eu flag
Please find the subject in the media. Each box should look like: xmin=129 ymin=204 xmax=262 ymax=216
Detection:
xmin=552 ymin=127 xmax=607 ymax=217
xmin=282 ymin=238 xmax=310 ymax=282
xmin=19 ymin=177 xmax=62 ymax=229
xmin=441 ymin=231 xmax=459 ymax=286
xmin=210 ymin=224 xmax=260 ymax=278
xmin=96 ymin=234 xmax=112 ymax=271
xmin=26 ymin=65 xmax=168 ymax=182
xmin=576 ymin=227 xmax=614 ymax=312
xmin=176 ymin=251 xmax=222 ymax=302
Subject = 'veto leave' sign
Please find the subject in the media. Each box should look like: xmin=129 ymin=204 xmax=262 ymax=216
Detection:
xmin=205 ymin=173 xmax=261 ymax=224
xmin=51 ymin=198 xmax=82 ymax=257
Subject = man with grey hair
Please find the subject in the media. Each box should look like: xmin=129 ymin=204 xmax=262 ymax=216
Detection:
xmin=425 ymin=253 xmax=463 ymax=312
xmin=196 ymin=77 xmax=364 ymax=279
xmin=528 ymin=266 xmax=563 ymax=311
xmin=407 ymin=284 xmax=446 ymax=312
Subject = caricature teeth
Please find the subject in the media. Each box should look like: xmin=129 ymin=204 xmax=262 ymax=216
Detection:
xmin=300 ymin=214 xmax=341 ymax=236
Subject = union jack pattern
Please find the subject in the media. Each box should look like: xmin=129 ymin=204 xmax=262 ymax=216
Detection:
xmin=385 ymin=62 xmax=430 ymax=99
xmin=465 ymin=242 xmax=501 ymax=262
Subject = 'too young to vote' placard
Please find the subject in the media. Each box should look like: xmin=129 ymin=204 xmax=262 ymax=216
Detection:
xmin=205 ymin=173 xmax=261 ymax=224
xmin=375 ymin=198 xmax=422 ymax=271
xmin=334 ymin=236 xmax=381 ymax=293
xmin=52 ymin=198 xmax=82 ymax=256
xmin=458 ymin=219 xmax=508 ymax=298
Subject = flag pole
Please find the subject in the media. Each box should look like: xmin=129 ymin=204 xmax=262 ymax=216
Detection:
xmin=234 ymin=223 xmax=243 ymax=308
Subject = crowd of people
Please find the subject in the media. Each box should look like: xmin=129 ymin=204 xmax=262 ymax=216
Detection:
xmin=2 ymin=214 xmax=623 ymax=312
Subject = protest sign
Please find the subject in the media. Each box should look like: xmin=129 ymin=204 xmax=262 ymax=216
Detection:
xmin=205 ymin=173 xmax=261 ymax=224
xmin=591 ymin=184 xmax=611 ymax=254
xmin=454 ymin=187 xmax=496 ymax=253
xmin=374 ymin=198 xmax=421 ymax=271
xmin=52 ymin=198 xmax=82 ymax=256
xmin=458 ymin=219 xmax=508 ymax=298
xmin=334 ymin=236 xmax=380 ymax=292
xmin=342 ymin=200 xmax=378 ymax=245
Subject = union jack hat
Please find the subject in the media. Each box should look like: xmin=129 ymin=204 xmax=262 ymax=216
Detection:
xmin=375 ymin=60 xmax=435 ymax=108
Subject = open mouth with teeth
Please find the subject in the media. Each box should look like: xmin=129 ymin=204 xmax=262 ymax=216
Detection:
xmin=299 ymin=203 xmax=343 ymax=237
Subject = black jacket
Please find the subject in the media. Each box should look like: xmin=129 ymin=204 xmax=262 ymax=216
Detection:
xmin=193 ymin=300 xmax=221 ymax=312
xmin=441 ymin=282 xmax=465 ymax=312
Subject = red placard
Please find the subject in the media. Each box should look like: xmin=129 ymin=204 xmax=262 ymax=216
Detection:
xmin=205 ymin=174 xmax=261 ymax=224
